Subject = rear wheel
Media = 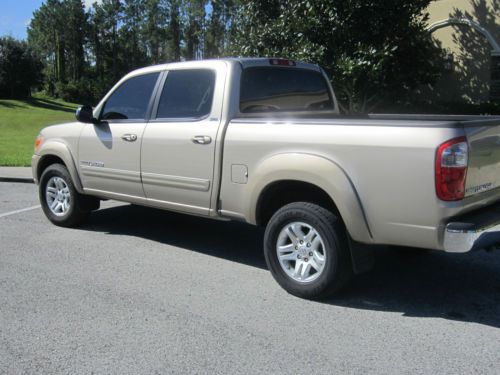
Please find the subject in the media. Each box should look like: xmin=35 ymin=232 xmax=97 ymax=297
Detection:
xmin=39 ymin=164 xmax=98 ymax=227
xmin=264 ymin=202 xmax=352 ymax=299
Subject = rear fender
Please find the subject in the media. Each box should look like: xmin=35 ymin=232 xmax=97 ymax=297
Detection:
xmin=248 ymin=153 xmax=373 ymax=243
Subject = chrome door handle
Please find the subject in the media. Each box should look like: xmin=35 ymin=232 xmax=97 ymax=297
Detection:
xmin=121 ymin=134 xmax=138 ymax=142
xmin=192 ymin=135 xmax=212 ymax=145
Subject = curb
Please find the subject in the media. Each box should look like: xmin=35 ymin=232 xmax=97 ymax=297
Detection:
xmin=0 ymin=177 xmax=34 ymax=184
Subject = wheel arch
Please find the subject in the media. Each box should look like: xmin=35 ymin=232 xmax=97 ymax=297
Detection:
xmin=249 ymin=153 xmax=373 ymax=244
xmin=36 ymin=141 xmax=84 ymax=193
xmin=256 ymin=180 xmax=341 ymax=225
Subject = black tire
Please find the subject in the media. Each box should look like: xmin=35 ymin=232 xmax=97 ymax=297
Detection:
xmin=264 ymin=202 xmax=352 ymax=299
xmin=39 ymin=163 xmax=98 ymax=227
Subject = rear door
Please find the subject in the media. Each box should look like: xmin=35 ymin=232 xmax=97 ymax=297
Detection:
xmin=141 ymin=65 xmax=225 ymax=215
xmin=78 ymin=72 xmax=160 ymax=198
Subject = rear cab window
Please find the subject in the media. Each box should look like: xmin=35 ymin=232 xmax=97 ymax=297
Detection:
xmin=240 ymin=67 xmax=334 ymax=113
xmin=156 ymin=69 xmax=216 ymax=120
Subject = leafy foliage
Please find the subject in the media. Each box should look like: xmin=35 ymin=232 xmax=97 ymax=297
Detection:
xmin=22 ymin=0 xmax=444 ymax=111
xmin=0 ymin=37 xmax=42 ymax=99
xmin=229 ymin=0 xmax=445 ymax=112
xmin=27 ymin=0 xmax=237 ymax=103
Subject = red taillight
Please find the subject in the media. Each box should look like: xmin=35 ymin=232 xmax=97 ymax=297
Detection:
xmin=269 ymin=58 xmax=296 ymax=66
xmin=435 ymin=136 xmax=468 ymax=201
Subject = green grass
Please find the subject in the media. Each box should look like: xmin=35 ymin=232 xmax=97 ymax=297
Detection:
xmin=0 ymin=95 xmax=78 ymax=166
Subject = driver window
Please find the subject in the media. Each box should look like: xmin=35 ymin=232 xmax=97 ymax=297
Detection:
xmin=101 ymin=72 xmax=160 ymax=120
xmin=156 ymin=69 xmax=215 ymax=119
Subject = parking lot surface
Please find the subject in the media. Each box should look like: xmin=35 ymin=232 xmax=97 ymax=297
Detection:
xmin=1 ymin=181 xmax=500 ymax=374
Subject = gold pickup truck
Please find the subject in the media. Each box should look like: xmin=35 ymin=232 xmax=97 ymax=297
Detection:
xmin=32 ymin=58 xmax=500 ymax=299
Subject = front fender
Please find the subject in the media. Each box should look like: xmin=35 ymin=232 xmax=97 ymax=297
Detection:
xmin=247 ymin=152 xmax=373 ymax=243
xmin=34 ymin=140 xmax=84 ymax=193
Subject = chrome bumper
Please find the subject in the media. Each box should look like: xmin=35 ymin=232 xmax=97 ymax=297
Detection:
xmin=443 ymin=203 xmax=500 ymax=253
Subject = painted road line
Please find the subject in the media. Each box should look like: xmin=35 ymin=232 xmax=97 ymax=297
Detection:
xmin=0 ymin=205 xmax=41 ymax=219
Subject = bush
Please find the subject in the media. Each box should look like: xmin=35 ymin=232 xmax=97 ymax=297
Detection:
xmin=0 ymin=37 xmax=42 ymax=99
xmin=54 ymin=80 xmax=95 ymax=105
xmin=230 ymin=0 xmax=444 ymax=114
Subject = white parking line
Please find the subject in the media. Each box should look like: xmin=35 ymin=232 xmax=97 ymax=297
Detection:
xmin=0 ymin=205 xmax=41 ymax=219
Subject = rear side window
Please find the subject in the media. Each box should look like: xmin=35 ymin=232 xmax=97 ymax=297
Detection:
xmin=156 ymin=69 xmax=216 ymax=119
xmin=101 ymin=72 xmax=160 ymax=120
xmin=240 ymin=67 xmax=334 ymax=113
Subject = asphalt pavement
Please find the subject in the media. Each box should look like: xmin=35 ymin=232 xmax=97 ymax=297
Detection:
xmin=1 ymin=181 xmax=500 ymax=374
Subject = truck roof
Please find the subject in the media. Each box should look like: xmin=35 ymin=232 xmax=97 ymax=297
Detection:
xmin=127 ymin=57 xmax=322 ymax=77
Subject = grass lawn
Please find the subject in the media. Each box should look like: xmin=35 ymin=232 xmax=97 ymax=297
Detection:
xmin=0 ymin=95 xmax=78 ymax=166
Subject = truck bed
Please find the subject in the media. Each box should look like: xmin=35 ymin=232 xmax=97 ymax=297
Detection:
xmin=222 ymin=114 xmax=500 ymax=250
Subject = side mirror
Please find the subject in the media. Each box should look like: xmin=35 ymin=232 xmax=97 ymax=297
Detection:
xmin=76 ymin=105 xmax=97 ymax=124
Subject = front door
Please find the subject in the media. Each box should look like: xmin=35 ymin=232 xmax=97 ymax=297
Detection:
xmin=141 ymin=67 xmax=223 ymax=215
xmin=78 ymin=72 xmax=160 ymax=198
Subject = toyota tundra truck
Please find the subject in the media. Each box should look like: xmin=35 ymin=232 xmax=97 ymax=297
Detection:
xmin=32 ymin=58 xmax=500 ymax=299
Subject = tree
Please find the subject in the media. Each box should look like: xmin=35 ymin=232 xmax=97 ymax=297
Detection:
xmin=89 ymin=0 xmax=122 ymax=84
xmin=230 ymin=0 xmax=444 ymax=113
xmin=182 ymin=0 xmax=206 ymax=60
xmin=27 ymin=0 xmax=67 ymax=85
xmin=63 ymin=0 xmax=87 ymax=81
xmin=121 ymin=0 xmax=148 ymax=68
xmin=205 ymin=0 xmax=238 ymax=58
xmin=141 ymin=0 xmax=169 ymax=64
xmin=167 ymin=0 xmax=182 ymax=61
xmin=0 ymin=37 xmax=42 ymax=99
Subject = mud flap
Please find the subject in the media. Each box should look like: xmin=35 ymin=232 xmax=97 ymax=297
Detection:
xmin=348 ymin=236 xmax=375 ymax=274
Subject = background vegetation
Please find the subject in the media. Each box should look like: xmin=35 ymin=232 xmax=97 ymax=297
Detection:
xmin=1 ymin=0 xmax=498 ymax=114
xmin=0 ymin=0 xmax=498 ymax=166
xmin=26 ymin=0 xmax=239 ymax=104
xmin=1 ymin=0 xmax=448 ymax=112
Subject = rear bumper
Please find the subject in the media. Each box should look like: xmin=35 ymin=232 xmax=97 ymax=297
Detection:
xmin=443 ymin=202 xmax=500 ymax=252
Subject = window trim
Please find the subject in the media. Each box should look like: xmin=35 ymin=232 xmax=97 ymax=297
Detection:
xmin=238 ymin=66 xmax=336 ymax=116
xmin=151 ymin=68 xmax=217 ymax=123
xmin=97 ymin=71 xmax=164 ymax=123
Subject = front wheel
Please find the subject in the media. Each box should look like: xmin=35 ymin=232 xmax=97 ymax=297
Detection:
xmin=264 ymin=202 xmax=352 ymax=299
xmin=39 ymin=163 xmax=98 ymax=227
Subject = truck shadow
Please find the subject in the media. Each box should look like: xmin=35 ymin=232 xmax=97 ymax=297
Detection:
xmin=83 ymin=204 xmax=500 ymax=329
xmin=84 ymin=203 xmax=267 ymax=269
xmin=332 ymin=249 xmax=500 ymax=329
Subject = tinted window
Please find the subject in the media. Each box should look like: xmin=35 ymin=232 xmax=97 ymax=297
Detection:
xmin=157 ymin=69 xmax=215 ymax=119
xmin=101 ymin=72 xmax=159 ymax=120
xmin=240 ymin=67 xmax=334 ymax=113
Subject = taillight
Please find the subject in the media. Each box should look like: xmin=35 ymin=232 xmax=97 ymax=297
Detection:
xmin=435 ymin=136 xmax=468 ymax=201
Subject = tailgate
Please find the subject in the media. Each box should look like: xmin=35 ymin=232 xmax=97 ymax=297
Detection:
xmin=464 ymin=117 xmax=500 ymax=197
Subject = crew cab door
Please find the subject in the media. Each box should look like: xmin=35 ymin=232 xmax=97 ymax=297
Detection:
xmin=141 ymin=65 xmax=225 ymax=215
xmin=78 ymin=72 xmax=161 ymax=197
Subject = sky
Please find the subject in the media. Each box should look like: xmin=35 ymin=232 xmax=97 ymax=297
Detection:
xmin=0 ymin=0 xmax=101 ymax=40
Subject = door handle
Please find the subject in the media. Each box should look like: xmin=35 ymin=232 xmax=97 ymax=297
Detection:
xmin=192 ymin=135 xmax=212 ymax=145
xmin=121 ymin=134 xmax=138 ymax=142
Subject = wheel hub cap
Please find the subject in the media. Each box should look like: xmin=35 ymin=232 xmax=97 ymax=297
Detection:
xmin=45 ymin=176 xmax=71 ymax=216
xmin=276 ymin=221 xmax=327 ymax=283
